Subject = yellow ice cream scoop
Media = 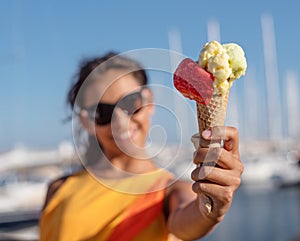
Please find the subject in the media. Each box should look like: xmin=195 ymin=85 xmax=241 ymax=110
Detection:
xmin=198 ymin=40 xmax=247 ymax=95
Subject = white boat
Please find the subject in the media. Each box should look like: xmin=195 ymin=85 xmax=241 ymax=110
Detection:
xmin=241 ymin=150 xmax=300 ymax=188
xmin=0 ymin=141 xmax=75 ymax=172
xmin=0 ymin=142 xmax=78 ymax=225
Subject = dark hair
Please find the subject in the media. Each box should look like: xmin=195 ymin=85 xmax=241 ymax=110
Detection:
xmin=67 ymin=51 xmax=148 ymax=110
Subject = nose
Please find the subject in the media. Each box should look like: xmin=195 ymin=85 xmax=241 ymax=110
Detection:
xmin=111 ymin=107 xmax=130 ymax=133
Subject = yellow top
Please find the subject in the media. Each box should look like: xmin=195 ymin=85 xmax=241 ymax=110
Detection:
xmin=39 ymin=169 xmax=177 ymax=241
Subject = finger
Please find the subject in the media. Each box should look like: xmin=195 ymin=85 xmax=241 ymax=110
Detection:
xmin=193 ymin=147 xmax=221 ymax=165
xmin=191 ymin=166 xmax=241 ymax=186
xmin=191 ymin=133 xmax=200 ymax=149
xmin=202 ymin=126 xmax=239 ymax=153
xmin=194 ymin=146 xmax=243 ymax=173
xmin=217 ymin=150 xmax=244 ymax=172
xmin=192 ymin=182 xmax=233 ymax=203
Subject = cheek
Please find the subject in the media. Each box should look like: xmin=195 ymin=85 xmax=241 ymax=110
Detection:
xmin=143 ymin=119 xmax=151 ymax=131
xmin=139 ymin=105 xmax=153 ymax=121
xmin=95 ymin=125 xmax=112 ymax=142
xmin=141 ymin=110 xmax=153 ymax=132
xmin=132 ymin=111 xmax=150 ymax=131
xmin=135 ymin=113 xmax=152 ymax=141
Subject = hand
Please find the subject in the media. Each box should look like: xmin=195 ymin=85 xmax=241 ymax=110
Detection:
xmin=191 ymin=126 xmax=244 ymax=221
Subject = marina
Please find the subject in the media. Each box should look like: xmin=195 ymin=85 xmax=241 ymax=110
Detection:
xmin=0 ymin=141 xmax=299 ymax=240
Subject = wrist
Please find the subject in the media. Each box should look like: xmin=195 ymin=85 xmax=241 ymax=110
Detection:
xmin=196 ymin=194 xmax=224 ymax=224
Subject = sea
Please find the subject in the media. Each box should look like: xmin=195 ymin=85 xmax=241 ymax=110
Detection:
xmin=199 ymin=185 xmax=300 ymax=241
xmin=0 ymin=185 xmax=299 ymax=241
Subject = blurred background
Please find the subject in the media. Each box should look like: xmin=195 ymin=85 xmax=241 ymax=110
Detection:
xmin=1 ymin=0 xmax=300 ymax=240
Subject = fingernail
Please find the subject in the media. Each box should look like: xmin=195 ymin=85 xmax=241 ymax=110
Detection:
xmin=202 ymin=129 xmax=212 ymax=139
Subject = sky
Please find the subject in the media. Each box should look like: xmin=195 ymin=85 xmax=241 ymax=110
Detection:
xmin=1 ymin=0 xmax=300 ymax=150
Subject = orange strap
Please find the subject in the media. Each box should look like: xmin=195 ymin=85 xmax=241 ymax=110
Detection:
xmin=106 ymin=181 xmax=166 ymax=241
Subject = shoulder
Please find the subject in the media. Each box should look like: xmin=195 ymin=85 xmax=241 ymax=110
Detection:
xmin=42 ymin=175 xmax=71 ymax=210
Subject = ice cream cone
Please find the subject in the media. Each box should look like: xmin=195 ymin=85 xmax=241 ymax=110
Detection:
xmin=197 ymin=91 xmax=229 ymax=147
xmin=195 ymin=91 xmax=229 ymax=215
xmin=173 ymin=40 xmax=246 ymax=216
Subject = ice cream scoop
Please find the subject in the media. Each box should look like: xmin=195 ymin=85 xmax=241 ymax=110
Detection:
xmin=173 ymin=58 xmax=214 ymax=105
xmin=223 ymin=43 xmax=247 ymax=82
xmin=198 ymin=40 xmax=247 ymax=96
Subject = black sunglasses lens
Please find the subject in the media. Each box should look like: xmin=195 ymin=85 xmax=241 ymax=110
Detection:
xmin=87 ymin=90 xmax=144 ymax=125
xmin=95 ymin=104 xmax=115 ymax=125
xmin=116 ymin=92 xmax=143 ymax=115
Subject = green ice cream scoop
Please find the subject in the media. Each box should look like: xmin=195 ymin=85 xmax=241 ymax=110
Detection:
xmin=223 ymin=43 xmax=247 ymax=82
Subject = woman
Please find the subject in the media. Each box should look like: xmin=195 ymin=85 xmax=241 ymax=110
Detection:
xmin=39 ymin=52 xmax=243 ymax=241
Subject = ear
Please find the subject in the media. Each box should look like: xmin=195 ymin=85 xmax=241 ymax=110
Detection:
xmin=79 ymin=110 xmax=96 ymax=135
xmin=142 ymin=88 xmax=155 ymax=116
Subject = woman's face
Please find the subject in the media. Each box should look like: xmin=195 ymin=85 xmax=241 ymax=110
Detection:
xmin=82 ymin=69 xmax=153 ymax=159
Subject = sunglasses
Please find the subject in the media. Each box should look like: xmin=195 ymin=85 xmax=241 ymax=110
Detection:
xmin=83 ymin=89 xmax=146 ymax=125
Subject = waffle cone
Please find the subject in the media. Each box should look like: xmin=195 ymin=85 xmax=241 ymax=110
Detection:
xmin=197 ymin=92 xmax=229 ymax=147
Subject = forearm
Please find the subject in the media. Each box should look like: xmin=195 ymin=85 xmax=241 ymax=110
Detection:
xmin=168 ymin=199 xmax=221 ymax=241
